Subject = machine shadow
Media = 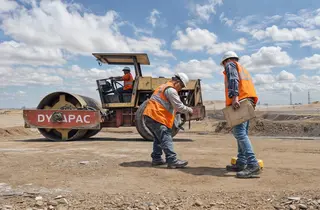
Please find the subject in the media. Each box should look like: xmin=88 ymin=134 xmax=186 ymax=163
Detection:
xmin=119 ymin=160 xmax=230 ymax=177
xmin=16 ymin=137 xmax=194 ymax=143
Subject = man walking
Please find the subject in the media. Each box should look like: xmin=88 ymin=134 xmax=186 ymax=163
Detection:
xmin=143 ymin=73 xmax=193 ymax=169
xmin=221 ymin=51 xmax=261 ymax=178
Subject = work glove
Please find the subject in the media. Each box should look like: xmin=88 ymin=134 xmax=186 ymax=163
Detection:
xmin=187 ymin=107 xmax=193 ymax=116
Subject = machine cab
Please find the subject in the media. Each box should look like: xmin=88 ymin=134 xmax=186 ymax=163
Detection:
xmin=92 ymin=53 xmax=150 ymax=109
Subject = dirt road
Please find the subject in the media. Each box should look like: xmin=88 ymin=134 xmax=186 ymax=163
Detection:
xmin=1 ymin=129 xmax=320 ymax=209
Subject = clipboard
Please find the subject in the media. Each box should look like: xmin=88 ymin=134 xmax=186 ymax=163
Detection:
xmin=222 ymin=99 xmax=256 ymax=128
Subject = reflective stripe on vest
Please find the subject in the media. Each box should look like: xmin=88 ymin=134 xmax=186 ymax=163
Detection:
xmin=123 ymin=73 xmax=133 ymax=90
xmin=150 ymin=92 xmax=174 ymax=114
xmin=223 ymin=61 xmax=258 ymax=106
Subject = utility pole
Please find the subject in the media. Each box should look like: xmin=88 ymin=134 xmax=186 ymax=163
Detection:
xmin=308 ymin=90 xmax=311 ymax=104
xmin=290 ymin=92 xmax=293 ymax=105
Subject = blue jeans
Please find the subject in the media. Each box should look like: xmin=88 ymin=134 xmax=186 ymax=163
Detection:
xmin=144 ymin=116 xmax=177 ymax=163
xmin=116 ymin=87 xmax=132 ymax=102
xmin=232 ymin=121 xmax=258 ymax=166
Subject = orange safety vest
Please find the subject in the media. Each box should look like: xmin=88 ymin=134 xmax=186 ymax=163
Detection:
xmin=122 ymin=73 xmax=133 ymax=90
xmin=143 ymin=81 xmax=176 ymax=128
xmin=223 ymin=61 xmax=258 ymax=106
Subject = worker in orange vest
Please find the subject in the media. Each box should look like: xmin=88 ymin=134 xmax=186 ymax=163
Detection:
xmin=143 ymin=73 xmax=193 ymax=168
xmin=111 ymin=67 xmax=133 ymax=102
xmin=221 ymin=51 xmax=261 ymax=178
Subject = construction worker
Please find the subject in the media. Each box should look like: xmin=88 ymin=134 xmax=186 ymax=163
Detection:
xmin=143 ymin=73 xmax=193 ymax=169
xmin=221 ymin=51 xmax=261 ymax=178
xmin=110 ymin=67 xmax=133 ymax=102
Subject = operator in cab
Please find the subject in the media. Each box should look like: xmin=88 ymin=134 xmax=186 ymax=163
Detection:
xmin=110 ymin=67 xmax=134 ymax=102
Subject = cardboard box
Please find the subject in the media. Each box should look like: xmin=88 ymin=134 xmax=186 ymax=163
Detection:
xmin=222 ymin=99 xmax=256 ymax=128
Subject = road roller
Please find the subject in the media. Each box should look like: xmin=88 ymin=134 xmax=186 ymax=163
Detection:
xmin=23 ymin=53 xmax=206 ymax=141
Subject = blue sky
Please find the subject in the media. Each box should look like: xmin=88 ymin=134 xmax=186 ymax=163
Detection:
xmin=0 ymin=0 xmax=320 ymax=108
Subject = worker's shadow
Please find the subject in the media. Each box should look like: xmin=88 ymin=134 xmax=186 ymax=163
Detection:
xmin=16 ymin=137 xmax=193 ymax=143
xmin=119 ymin=161 xmax=230 ymax=177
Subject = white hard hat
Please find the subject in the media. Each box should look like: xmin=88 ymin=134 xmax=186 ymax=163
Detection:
xmin=122 ymin=66 xmax=131 ymax=71
xmin=175 ymin=72 xmax=189 ymax=87
xmin=220 ymin=51 xmax=239 ymax=65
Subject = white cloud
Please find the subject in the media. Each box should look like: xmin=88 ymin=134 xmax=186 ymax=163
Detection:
xmin=253 ymin=74 xmax=275 ymax=85
xmin=251 ymin=25 xmax=319 ymax=42
xmin=297 ymin=54 xmax=320 ymax=70
xmin=172 ymin=28 xmax=217 ymax=51
xmin=0 ymin=66 xmax=63 ymax=87
xmin=225 ymin=9 xmax=320 ymax=49
xmin=153 ymin=66 xmax=174 ymax=77
xmin=127 ymin=37 xmax=174 ymax=58
xmin=0 ymin=41 xmax=66 ymax=66
xmin=0 ymin=90 xmax=27 ymax=101
xmin=274 ymin=42 xmax=292 ymax=48
xmin=207 ymin=42 xmax=245 ymax=55
xmin=301 ymin=36 xmax=320 ymax=49
xmin=0 ymin=64 xmax=133 ymax=88
xmin=240 ymin=46 xmax=292 ymax=73
xmin=299 ymin=74 xmax=320 ymax=81
xmin=237 ymin=38 xmax=247 ymax=45
xmin=282 ymin=9 xmax=320 ymax=30
xmin=231 ymin=15 xmax=282 ymax=33
xmin=219 ymin=12 xmax=233 ymax=26
xmin=263 ymin=83 xmax=307 ymax=93
xmin=232 ymin=15 xmax=259 ymax=33
xmin=202 ymin=83 xmax=224 ymax=92
xmin=299 ymin=74 xmax=320 ymax=86
xmin=185 ymin=19 xmax=200 ymax=28
xmin=193 ymin=0 xmax=223 ymax=22
xmin=1 ymin=3 xmax=127 ymax=53
xmin=201 ymin=82 xmax=225 ymax=101
xmin=175 ymin=58 xmax=221 ymax=79
xmin=254 ymin=70 xmax=295 ymax=86
xmin=266 ymin=15 xmax=282 ymax=22
xmin=55 ymin=65 xmax=116 ymax=79
xmin=147 ymin=57 xmax=223 ymax=79
xmin=276 ymin=70 xmax=296 ymax=81
xmin=0 ymin=0 xmax=18 ymax=12
xmin=257 ymin=82 xmax=305 ymax=95
xmin=227 ymin=9 xmax=320 ymax=39
xmin=147 ymin=9 xmax=160 ymax=27
xmin=0 ymin=0 xmax=172 ymax=58
xmin=138 ymin=63 xmax=173 ymax=78
xmin=254 ymin=71 xmax=320 ymax=100
xmin=124 ymin=22 xmax=152 ymax=36
xmin=172 ymin=27 xmax=245 ymax=54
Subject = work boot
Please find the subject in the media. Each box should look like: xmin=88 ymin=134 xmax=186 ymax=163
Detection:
xmin=167 ymin=159 xmax=188 ymax=169
xmin=151 ymin=159 xmax=166 ymax=166
xmin=226 ymin=164 xmax=246 ymax=172
xmin=236 ymin=164 xmax=261 ymax=178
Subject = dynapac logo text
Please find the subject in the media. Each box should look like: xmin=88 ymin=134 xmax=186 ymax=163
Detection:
xmin=37 ymin=114 xmax=91 ymax=123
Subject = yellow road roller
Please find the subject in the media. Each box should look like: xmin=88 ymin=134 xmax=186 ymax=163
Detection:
xmin=23 ymin=53 xmax=206 ymax=141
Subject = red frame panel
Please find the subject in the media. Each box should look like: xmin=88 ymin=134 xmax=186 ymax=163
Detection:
xmin=23 ymin=110 xmax=101 ymax=129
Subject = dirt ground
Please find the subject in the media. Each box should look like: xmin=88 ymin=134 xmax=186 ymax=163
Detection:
xmin=1 ymin=108 xmax=320 ymax=210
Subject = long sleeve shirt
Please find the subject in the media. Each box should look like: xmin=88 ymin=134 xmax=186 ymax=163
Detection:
xmin=225 ymin=61 xmax=239 ymax=99
xmin=225 ymin=62 xmax=255 ymax=107
xmin=164 ymin=87 xmax=192 ymax=114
